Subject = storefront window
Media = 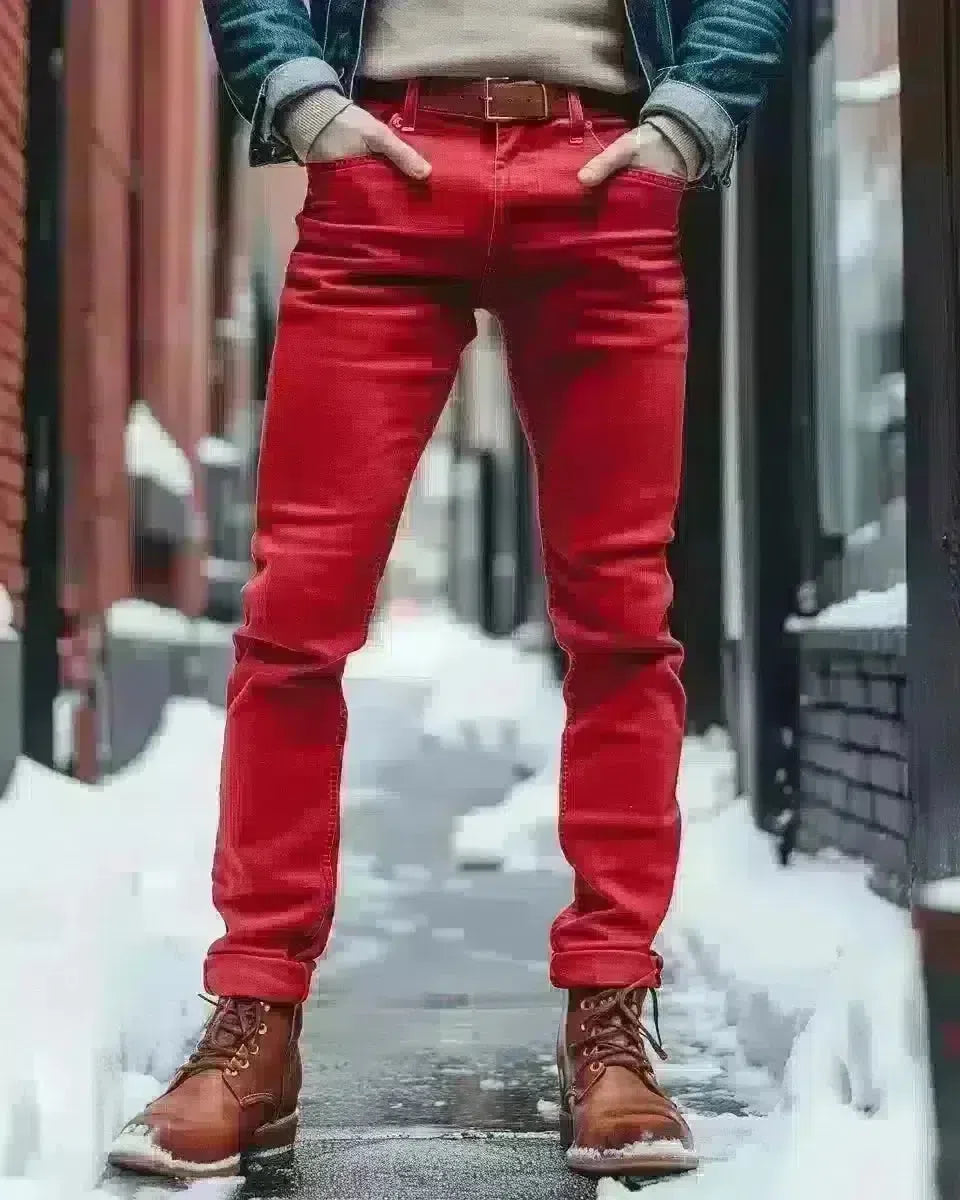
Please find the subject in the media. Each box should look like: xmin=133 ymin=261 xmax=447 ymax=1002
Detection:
xmin=810 ymin=0 xmax=906 ymax=600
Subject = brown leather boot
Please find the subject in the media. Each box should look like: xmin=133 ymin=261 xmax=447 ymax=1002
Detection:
xmin=558 ymin=984 xmax=698 ymax=1179
xmin=108 ymin=996 xmax=302 ymax=1179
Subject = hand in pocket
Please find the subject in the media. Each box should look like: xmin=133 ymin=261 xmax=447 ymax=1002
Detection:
xmin=307 ymin=104 xmax=432 ymax=179
xmin=579 ymin=123 xmax=687 ymax=186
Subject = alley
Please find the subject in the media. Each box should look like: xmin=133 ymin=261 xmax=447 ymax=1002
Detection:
xmin=97 ymin=674 xmax=777 ymax=1199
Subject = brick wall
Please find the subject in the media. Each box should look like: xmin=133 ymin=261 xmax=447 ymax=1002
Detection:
xmin=136 ymin=1 xmax=215 ymax=616
xmin=61 ymin=0 xmax=134 ymax=622
xmin=796 ymin=636 xmax=912 ymax=899
xmin=0 ymin=0 xmax=27 ymax=619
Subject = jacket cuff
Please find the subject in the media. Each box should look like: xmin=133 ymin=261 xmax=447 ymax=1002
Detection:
xmin=249 ymin=56 xmax=345 ymax=166
xmin=641 ymin=113 xmax=706 ymax=182
xmin=641 ymin=78 xmax=737 ymax=184
xmin=284 ymin=90 xmax=355 ymax=163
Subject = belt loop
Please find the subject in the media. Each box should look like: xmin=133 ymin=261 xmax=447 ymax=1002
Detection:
xmin=567 ymin=89 xmax=585 ymax=144
xmin=401 ymin=78 xmax=420 ymax=132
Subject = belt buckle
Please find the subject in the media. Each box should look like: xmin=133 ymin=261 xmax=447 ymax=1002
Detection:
xmin=483 ymin=77 xmax=549 ymax=121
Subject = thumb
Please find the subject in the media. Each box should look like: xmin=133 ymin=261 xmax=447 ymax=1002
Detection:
xmin=578 ymin=136 xmax=632 ymax=186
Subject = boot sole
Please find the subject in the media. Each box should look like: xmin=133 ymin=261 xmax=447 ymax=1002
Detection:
xmin=107 ymin=1109 xmax=299 ymax=1180
xmin=559 ymin=1108 xmax=699 ymax=1179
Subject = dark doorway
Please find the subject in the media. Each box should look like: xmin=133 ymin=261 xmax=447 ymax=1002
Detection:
xmin=901 ymin=0 xmax=960 ymax=883
xmin=21 ymin=0 xmax=66 ymax=767
xmin=670 ymin=188 xmax=725 ymax=734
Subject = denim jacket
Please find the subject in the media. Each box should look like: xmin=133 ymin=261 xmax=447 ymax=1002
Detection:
xmin=202 ymin=0 xmax=789 ymax=186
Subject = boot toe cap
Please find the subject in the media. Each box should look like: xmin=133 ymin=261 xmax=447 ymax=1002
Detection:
xmin=108 ymin=1113 xmax=241 ymax=1177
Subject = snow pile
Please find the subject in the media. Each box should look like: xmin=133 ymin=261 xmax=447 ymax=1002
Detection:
xmin=197 ymin=435 xmax=245 ymax=468
xmin=917 ymin=875 xmax=960 ymax=912
xmin=455 ymin=719 xmax=933 ymax=1198
xmin=107 ymin=599 xmax=234 ymax=648
xmin=422 ymin=639 xmax=559 ymax=762
xmin=0 ymin=583 xmax=13 ymax=637
xmin=107 ymin=598 xmax=192 ymax=643
xmin=670 ymin=734 xmax=912 ymax=1059
xmin=347 ymin=608 xmax=482 ymax=684
xmin=454 ymin=743 xmax=564 ymax=872
xmin=125 ymin=401 xmax=194 ymax=498
xmin=768 ymin=935 xmax=933 ymax=1200
xmin=786 ymin=581 xmax=907 ymax=631
xmin=351 ymin=608 xmax=562 ymax=768
xmin=667 ymin=732 xmax=933 ymax=1199
xmin=0 ymin=700 xmax=226 ymax=1195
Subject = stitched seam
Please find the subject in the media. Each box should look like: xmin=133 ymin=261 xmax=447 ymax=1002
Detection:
xmin=477 ymin=123 xmax=501 ymax=307
xmin=307 ymin=154 xmax=378 ymax=174
xmin=500 ymin=346 xmax=572 ymax=857
xmin=587 ymin=125 xmax=685 ymax=191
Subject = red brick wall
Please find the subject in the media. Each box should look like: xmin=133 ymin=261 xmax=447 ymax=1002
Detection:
xmin=62 ymin=0 xmax=134 ymax=622
xmin=136 ymin=1 xmax=214 ymax=616
xmin=0 ymin=0 xmax=27 ymax=620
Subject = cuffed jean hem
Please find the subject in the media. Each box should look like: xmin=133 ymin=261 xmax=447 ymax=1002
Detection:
xmin=549 ymin=948 xmax=664 ymax=990
xmin=204 ymin=952 xmax=312 ymax=1004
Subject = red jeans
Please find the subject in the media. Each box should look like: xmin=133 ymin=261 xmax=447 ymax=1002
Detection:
xmin=204 ymin=84 xmax=688 ymax=1004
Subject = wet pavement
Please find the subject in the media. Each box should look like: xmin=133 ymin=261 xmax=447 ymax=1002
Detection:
xmin=103 ymin=675 xmax=778 ymax=1199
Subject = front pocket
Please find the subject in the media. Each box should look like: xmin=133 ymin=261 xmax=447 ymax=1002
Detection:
xmin=585 ymin=124 xmax=687 ymax=191
xmin=306 ymin=152 xmax=378 ymax=173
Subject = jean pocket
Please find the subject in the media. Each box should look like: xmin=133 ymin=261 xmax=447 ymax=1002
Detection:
xmin=586 ymin=123 xmax=687 ymax=191
xmin=306 ymin=152 xmax=378 ymax=173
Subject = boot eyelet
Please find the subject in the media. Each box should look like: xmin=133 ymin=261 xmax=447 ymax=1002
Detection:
xmin=250 ymin=1043 xmax=260 ymax=1056
xmin=263 ymin=1005 xmax=271 ymax=1013
xmin=579 ymin=1023 xmax=587 ymax=1032
xmin=239 ymin=1059 xmax=250 ymax=1069
xmin=259 ymin=1024 xmax=268 ymax=1035
xmin=589 ymin=1061 xmax=602 ymax=1073
xmin=226 ymin=1069 xmax=238 ymax=1077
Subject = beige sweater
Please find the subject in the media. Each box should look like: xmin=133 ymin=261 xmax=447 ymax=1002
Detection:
xmin=283 ymin=0 xmax=704 ymax=176
xmin=361 ymin=0 xmax=637 ymax=94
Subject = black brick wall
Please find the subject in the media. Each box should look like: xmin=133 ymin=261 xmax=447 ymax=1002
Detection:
xmin=795 ymin=638 xmax=911 ymax=896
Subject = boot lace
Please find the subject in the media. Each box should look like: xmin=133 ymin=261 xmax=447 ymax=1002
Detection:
xmin=177 ymin=995 xmax=270 ymax=1081
xmin=570 ymin=984 xmax=668 ymax=1101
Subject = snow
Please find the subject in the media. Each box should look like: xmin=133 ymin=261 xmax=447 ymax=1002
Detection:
xmin=205 ymin=557 xmax=250 ymax=584
xmin=454 ymin=742 xmax=564 ymax=872
xmin=916 ymin=876 xmax=960 ymax=913
xmin=0 ymin=606 xmax=935 ymax=1196
xmin=106 ymin=599 xmax=234 ymax=647
xmin=125 ymin=401 xmax=194 ymax=498
xmin=0 ymin=583 xmax=13 ymax=637
xmin=0 ymin=701 xmax=226 ymax=1195
xmin=197 ymin=435 xmax=245 ymax=468
xmin=785 ymin=581 xmax=907 ymax=631
xmin=348 ymin=608 xmax=562 ymax=769
xmin=450 ymin=670 xmax=933 ymax=1199
xmin=107 ymin=598 xmax=192 ymax=642
xmin=346 ymin=609 xmax=480 ymax=683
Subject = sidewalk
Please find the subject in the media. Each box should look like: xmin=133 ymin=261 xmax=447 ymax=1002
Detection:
xmin=0 ymin=607 xmax=935 ymax=1198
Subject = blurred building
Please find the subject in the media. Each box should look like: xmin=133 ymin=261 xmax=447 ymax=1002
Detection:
xmin=722 ymin=0 xmax=960 ymax=898
xmin=4 ymin=1 xmax=264 ymax=785
xmin=0 ymin=0 xmax=27 ymax=794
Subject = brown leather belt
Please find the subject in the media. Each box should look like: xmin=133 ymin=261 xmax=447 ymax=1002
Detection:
xmin=358 ymin=77 xmax=643 ymax=123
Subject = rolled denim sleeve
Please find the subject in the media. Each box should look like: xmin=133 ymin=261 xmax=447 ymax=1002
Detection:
xmin=641 ymin=0 xmax=790 ymax=186
xmin=202 ymin=1 xmax=346 ymax=166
